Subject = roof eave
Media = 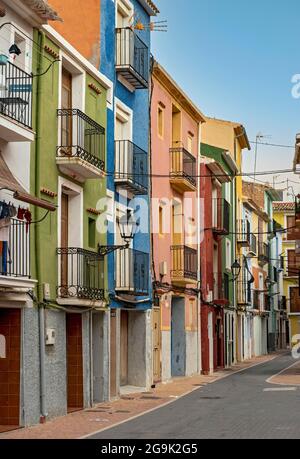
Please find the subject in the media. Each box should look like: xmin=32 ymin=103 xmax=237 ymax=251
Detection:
xmin=138 ymin=0 xmax=159 ymax=16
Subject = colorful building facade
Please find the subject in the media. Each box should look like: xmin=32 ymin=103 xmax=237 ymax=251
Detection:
xmin=151 ymin=60 xmax=205 ymax=382
xmin=274 ymin=202 xmax=299 ymax=348
xmin=100 ymin=0 xmax=159 ymax=396
xmin=201 ymin=118 xmax=251 ymax=366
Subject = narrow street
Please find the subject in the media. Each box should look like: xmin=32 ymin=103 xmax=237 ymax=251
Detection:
xmin=89 ymin=353 xmax=300 ymax=439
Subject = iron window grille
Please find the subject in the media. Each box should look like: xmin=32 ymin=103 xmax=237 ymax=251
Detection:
xmin=170 ymin=147 xmax=196 ymax=188
xmin=57 ymin=109 xmax=105 ymax=172
xmin=0 ymin=60 xmax=32 ymax=128
xmin=115 ymin=140 xmax=148 ymax=195
xmin=115 ymin=27 xmax=149 ymax=89
xmin=171 ymin=245 xmax=197 ymax=281
xmin=115 ymin=248 xmax=149 ymax=296
xmin=57 ymin=247 xmax=105 ymax=301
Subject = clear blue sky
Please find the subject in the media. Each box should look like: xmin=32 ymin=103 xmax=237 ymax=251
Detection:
xmin=151 ymin=0 xmax=300 ymax=197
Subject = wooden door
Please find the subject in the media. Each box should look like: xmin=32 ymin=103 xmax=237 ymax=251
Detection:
xmin=110 ymin=310 xmax=117 ymax=398
xmin=61 ymin=193 xmax=69 ymax=290
xmin=290 ymin=287 xmax=300 ymax=314
xmin=66 ymin=314 xmax=83 ymax=411
xmin=61 ymin=68 xmax=72 ymax=152
xmin=288 ymin=250 xmax=297 ymax=276
xmin=152 ymin=308 xmax=161 ymax=383
xmin=0 ymin=309 xmax=21 ymax=429
xmin=120 ymin=311 xmax=128 ymax=386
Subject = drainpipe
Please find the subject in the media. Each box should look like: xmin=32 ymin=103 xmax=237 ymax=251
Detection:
xmin=197 ymin=122 xmax=202 ymax=374
xmin=35 ymin=30 xmax=47 ymax=422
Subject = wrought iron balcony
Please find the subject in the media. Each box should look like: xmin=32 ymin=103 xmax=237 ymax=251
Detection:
xmin=237 ymin=219 xmax=251 ymax=247
xmin=0 ymin=218 xmax=30 ymax=278
xmin=213 ymin=272 xmax=230 ymax=304
xmin=212 ymin=198 xmax=230 ymax=235
xmin=264 ymin=294 xmax=271 ymax=312
xmin=115 ymin=140 xmax=148 ymax=195
xmin=258 ymin=242 xmax=269 ymax=266
xmin=237 ymin=281 xmax=252 ymax=306
xmin=56 ymin=109 xmax=105 ymax=182
xmin=253 ymin=290 xmax=261 ymax=311
xmin=280 ymin=296 xmax=287 ymax=310
xmin=0 ymin=60 xmax=32 ymax=137
xmin=171 ymin=245 xmax=197 ymax=285
xmin=57 ymin=248 xmax=105 ymax=302
xmin=116 ymin=27 xmax=149 ymax=89
xmin=249 ymin=233 xmax=257 ymax=255
xmin=169 ymin=147 xmax=196 ymax=193
xmin=115 ymin=248 xmax=149 ymax=296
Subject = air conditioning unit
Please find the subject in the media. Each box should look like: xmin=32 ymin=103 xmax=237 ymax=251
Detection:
xmin=159 ymin=261 xmax=168 ymax=277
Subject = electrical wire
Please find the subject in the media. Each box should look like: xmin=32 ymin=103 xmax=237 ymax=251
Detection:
xmin=249 ymin=141 xmax=294 ymax=149
xmin=104 ymin=168 xmax=295 ymax=179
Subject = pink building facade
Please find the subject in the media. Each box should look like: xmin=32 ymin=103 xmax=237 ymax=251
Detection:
xmin=151 ymin=61 xmax=206 ymax=383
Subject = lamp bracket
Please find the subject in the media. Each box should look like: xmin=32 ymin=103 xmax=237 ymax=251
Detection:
xmin=98 ymin=244 xmax=129 ymax=256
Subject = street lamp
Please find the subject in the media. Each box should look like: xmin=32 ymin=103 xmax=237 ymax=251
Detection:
xmin=98 ymin=209 xmax=138 ymax=256
xmin=118 ymin=209 xmax=138 ymax=245
xmin=231 ymin=259 xmax=241 ymax=282
xmin=265 ymin=277 xmax=273 ymax=290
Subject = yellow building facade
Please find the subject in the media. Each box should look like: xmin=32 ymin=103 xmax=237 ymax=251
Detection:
xmin=274 ymin=202 xmax=299 ymax=346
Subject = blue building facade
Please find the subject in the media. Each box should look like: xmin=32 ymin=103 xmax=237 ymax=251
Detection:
xmin=100 ymin=0 xmax=159 ymax=394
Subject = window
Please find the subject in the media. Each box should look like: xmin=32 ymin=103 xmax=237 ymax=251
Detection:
xmin=226 ymin=239 xmax=232 ymax=270
xmin=287 ymin=216 xmax=300 ymax=241
xmin=159 ymin=206 xmax=164 ymax=236
xmin=288 ymin=250 xmax=297 ymax=277
xmin=0 ymin=335 xmax=6 ymax=359
xmin=290 ymin=287 xmax=300 ymax=314
xmin=224 ymin=182 xmax=231 ymax=204
xmin=88 ymin=218 xmax=96 ymax=248
xmin=158 ymin=106 xmax=164 ymax=138
xmin=187 ymin=134 xmax=194 ymax=153
xmin=189 ymin=299 xmax=196 ymax=329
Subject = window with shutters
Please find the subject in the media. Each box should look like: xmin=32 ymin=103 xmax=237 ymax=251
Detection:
xmin=288 ymin=250 xmax=298 ymax=277
xmin=287 ymin=216 xmax=300 ymax=241
xmin=290 ymin=287 xmax=300 ymax=314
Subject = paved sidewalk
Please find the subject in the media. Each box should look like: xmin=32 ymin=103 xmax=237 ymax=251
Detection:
xmin=268 ymin=359 xmax=300 ymax=386
xmin=0 ymin=354 xmax=278 ymax=439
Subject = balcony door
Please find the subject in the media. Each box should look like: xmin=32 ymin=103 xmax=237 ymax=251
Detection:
xmin=115 ymin=115 xmax=130 ymax=181
xmin=61 ymin=68 xmax=73 ymax=154
xmin=61 ymin=192 xmax=69 ymax=289
xmin=115 ymin=210 xmax=133 ymax=292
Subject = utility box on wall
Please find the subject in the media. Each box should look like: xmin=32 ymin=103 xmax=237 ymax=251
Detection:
xmin=45 ymin=328 xmax=56 ymax=346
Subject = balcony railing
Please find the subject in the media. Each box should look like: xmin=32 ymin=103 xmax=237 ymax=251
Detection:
xmin=57 ymin=109 xmax=105 ymax=173
xmin=249 ymin=233 xmax=257 ymax=255
xmin=237 ymin=281 xmax=251 ymax=305
xmin=258 ymin=242 xmax=269 ymax=265
xmin=0 ymin=60 xmax=32 ymax=128
xmin=237 ymin=219 xmax=251 ymax=246
xmin=170 ymin=147 xmax=196 ymax=192
xmin=264 ymin=294 xmax=271 ymax=312
xmin=171 ymin=245 xmax=197 ymax=284
xmin=115 ymin=248 xmax=149 ymax=296
xmin=57 ymin=248 xmax=105 ymax=301
xmin=116 ymin=27 xmax=149 ymax=89
xmin=280 ymin=296 xmax=287 ymax=310
xmin=213 ymin=272 xmax=230 ymax=302
xmin=253 ymin=290 xmax=261 ymax=310
xmin=212 ymin=198 xmax=230 ymax=235
xmin=0 ymin=218 xmax=30 ymax=278
xmin=115 ymin=140 xmax=148 ymax=195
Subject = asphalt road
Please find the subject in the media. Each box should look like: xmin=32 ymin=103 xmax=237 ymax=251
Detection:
xmin=88 ymin=353 xmax=300 ymax=439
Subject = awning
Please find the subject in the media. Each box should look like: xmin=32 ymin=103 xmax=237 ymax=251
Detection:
xmin=0 ymin=154 xmax=56 ymax=212
xmin=204 ymin=158 xmax=232 ymax=183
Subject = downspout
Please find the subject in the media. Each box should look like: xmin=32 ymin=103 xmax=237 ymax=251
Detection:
xmin=35 ymin=30 xmax=47 ymax=422
xmin=197 ymin=121 xmax=202 ymax=374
